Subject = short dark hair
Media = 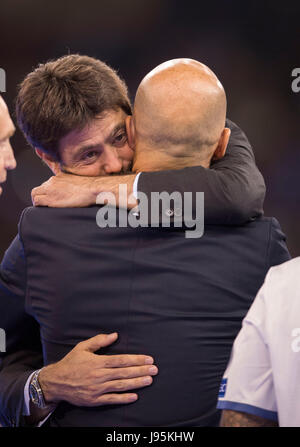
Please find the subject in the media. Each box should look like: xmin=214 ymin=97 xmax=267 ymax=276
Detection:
xmin=16 ymin=54 xmax=132 ymax=160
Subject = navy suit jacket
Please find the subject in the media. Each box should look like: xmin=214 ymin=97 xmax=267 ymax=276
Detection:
xmin=0 ymin=206 xmax=290 ymax=427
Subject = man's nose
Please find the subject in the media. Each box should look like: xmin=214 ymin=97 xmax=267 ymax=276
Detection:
xmin=4 ymin=142 xmax=17 ymax=170
xmin=103 ymin=148 xmax=122 ymax=174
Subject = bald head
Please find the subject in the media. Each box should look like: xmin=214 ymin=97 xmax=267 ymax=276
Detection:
xmin=132 ymin=59 xmax=228 ymax=170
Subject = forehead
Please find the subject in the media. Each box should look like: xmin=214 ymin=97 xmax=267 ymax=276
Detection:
xmin=59 ymin=108 xmax=127 ymax=154
xmin=0 ymin=96 xmax=14 ymax=139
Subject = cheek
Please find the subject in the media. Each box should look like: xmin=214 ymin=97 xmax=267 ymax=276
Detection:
xmin=118 ymin=144 xmax=134 ymax=162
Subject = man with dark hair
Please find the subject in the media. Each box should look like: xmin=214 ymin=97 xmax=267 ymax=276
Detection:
xmin=0 ymin=95 xmax=16 ymax=195
xmin=16 ymin=55 xmax=132 ymax=164
xmin=0 ymin=55 xmax=282 ymax=427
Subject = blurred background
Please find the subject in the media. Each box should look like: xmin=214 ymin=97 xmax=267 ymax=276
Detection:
xmin=0 ymin=0 xmax=299 ymax=256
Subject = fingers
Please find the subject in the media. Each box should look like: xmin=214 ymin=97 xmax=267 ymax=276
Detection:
xmin=102 ymin=375 xmax=154 ymax=394
xmin=31 ymin=178 xmax=53 ymax=201
xmin=97 ymin=365 xmax=158 ymax=382
xmin=99 ymin=354 xmax=154 ymax=368
xmin=77 ymin=332 xmax=119 ymax=353
xmin=32 ymin=194 xmax=48 ymax=207
xmin=33 ymin=194 xmax=69 ymax=208
xmin=31 ymin=185 xmax=47 ymax=203
xmin=31 ymin=186 xmax=43 ymax=198
xmin=31 ymin=186 xmax=45 ymax=206
xmin=77 ymin=333 xmax=155 ymax=366
xmin=94 ymin=393 xmax=138 ymax=406
xmin=32 ymin=184 xmax=46 ymax=195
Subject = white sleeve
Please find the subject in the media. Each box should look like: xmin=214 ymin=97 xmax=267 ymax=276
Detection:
xmin=217 ymin=285 xmax=278 ymax=422
xmin=23 ymin=371 xmax=55 ymax=427
xmin=23 ymin=371 xmax=35 ymax=416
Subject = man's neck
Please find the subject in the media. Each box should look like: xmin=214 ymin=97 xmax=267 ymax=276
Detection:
xmin=132 ymin=150 xmax=211 ymax=173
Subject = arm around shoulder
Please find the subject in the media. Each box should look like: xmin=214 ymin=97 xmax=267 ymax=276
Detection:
xmin=138 ymin=120 xmax=266 ymax=225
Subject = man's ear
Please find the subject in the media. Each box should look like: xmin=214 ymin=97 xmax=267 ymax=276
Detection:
xmin=212 ymin=127 xmax=231 ymax=161
xmin=34 ymin=148 xmax=60 ymax=175
xmin=125 ymin=115 xmax=135 ymax=150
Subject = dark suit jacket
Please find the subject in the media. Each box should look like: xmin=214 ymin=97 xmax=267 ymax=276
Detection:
xmin=0 ymin=205 xmax=290 ymax=427
xmin=0 ymin=120 xmax=267 ymax=426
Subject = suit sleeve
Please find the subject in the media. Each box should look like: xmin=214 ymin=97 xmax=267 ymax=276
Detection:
xmin=0 ymin=234 xmax=43 ymax=427
xmin=138 ymin=119 xmax=266 ymax=225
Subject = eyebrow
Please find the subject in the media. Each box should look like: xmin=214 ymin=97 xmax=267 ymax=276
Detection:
xmin=71 ymin=121 xmax=126 ymax=162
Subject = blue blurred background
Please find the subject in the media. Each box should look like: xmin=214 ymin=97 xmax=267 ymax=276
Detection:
xmin=0 ymin=0 xmax=299 ymax=256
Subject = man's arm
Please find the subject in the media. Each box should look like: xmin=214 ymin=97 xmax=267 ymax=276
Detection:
xmin=24 ymin=332 xmax=158 ymax=426
xmin=0 ymin=231 xmax=158 ymax=426
xmin=31 ymin=120 xmax=265 ymax=225
xmin=138 ymin=119 xmax=265 ymax=224
xmin=0 ymin=235 xmax=44 ymax=427
xmin=220 ymin=410 xmax=278 ymax=427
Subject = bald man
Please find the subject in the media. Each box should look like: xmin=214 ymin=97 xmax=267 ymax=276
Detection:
xmin=0 ymin=95 xmax=16 ymax=195
xmin=129 ymin=59 xmax=229 ymax=173
xmin=0 ymin=58 xmax=289 ymax=427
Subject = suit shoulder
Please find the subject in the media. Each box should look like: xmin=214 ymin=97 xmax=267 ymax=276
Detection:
xmin=18 ymin=206 xmax=52 ymax=233
xmin=18 ymin=206 xmax=35 ymax=232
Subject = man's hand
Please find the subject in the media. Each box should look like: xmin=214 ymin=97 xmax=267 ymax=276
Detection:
xmin=38 ymin=332 xmax=158 ymax=407
xmin=31 ymin=172 xmax=137 ymax=209
xmin=32 ymin=173 xmax=100 ymax=208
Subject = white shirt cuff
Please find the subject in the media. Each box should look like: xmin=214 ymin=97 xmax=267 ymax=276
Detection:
xmin=23 ymin=371 xmax=35 ymax=416
xmin=23 ymin=370 xmax=55 ymax=427
xmin=132 ymin=172 xmax=142 ymax=199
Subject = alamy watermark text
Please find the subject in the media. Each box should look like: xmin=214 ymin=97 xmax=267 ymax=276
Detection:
xmin=96 ymin=185 xmax=204 ymax=238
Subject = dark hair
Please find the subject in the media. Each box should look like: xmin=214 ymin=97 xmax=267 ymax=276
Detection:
xmin=16 ymin=54 xmax=132 ymax=160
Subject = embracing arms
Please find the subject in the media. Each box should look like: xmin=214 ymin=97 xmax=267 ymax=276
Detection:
xmin=32 ymin=120 xmax=265 ymax=225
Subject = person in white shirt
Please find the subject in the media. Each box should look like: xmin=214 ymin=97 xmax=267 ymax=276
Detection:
xmin=218 ymin=256 xmax=300 ymax=427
